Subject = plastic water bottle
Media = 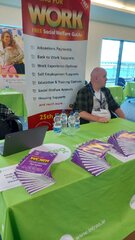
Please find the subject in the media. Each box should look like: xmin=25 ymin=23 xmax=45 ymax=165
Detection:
xmin=61 ymin=110 xmax=67 ymax=129
xmin=61 ymin=110 xmax=68 ymax=134
xmin=74 ymin=110 xmax=80 ymax=130
xmin=53 ymin=113 xmax=62 ymax=135
xmin=67 ymin=112 xmax=75 ymax=135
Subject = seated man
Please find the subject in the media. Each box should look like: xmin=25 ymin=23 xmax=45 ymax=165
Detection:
xmin=73 ymin=67 xmax=125 ymax=124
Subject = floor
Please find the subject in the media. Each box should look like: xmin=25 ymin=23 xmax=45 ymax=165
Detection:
xmin=20 ymin=116 xmax=28 ymax=130
xmin=123 ymin=231 xmax=135 ymax=240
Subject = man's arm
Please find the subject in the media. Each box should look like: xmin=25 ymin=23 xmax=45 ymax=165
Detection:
xmin=80 ymin=111 xmax=109 ymax=123
xmin=103 ymin=88 xmax=125 ymax=119
xmin=114 ymin=108 xmax=125 ymax=118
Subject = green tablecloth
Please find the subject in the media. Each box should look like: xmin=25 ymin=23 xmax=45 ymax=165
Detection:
xmin=124 ymin=82 xmax=135 ymax=98
xmin=0 ymin=119 xmax=135 ymax=240
xmin=0 ymin=89 xmax=27 ymax=118
xmin=108 ymin=86 xmax=124 ymax=104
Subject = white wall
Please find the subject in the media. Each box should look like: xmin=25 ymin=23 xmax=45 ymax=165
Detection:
xmin=0 ymin=6 xmax=22 ymax=26
xmin=86 ymin=20 xmax=135 ymax=80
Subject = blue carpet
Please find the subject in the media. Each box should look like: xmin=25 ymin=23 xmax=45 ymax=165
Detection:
xmin=19 ymin=116 xmax=28 ymax=130
xmin=121 ymin=98 xmax=135 ymax=122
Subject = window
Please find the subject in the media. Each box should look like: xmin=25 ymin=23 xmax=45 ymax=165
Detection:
xmin=120 ymin=42 xmax=135 ymax=80
xmin=100 ymin=39 xmax=135 ymax=85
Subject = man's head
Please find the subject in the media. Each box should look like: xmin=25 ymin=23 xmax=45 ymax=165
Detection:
xmin=90 ymin=67 xmax=107 ymax=90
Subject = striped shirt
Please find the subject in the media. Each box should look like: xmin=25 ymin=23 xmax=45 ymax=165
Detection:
xmin=73 ymin=82 xmax=120 ymax=124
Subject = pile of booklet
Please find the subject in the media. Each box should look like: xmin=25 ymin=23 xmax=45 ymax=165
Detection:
xmin=15 ymin=150 xmax=57 ymax=194
xmin=108 ymin=130 xmax=135 ymax=160
xmin=72 ymin=140 xmax=111 ymax=176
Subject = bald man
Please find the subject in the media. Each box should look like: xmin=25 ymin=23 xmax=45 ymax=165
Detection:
xmin=73 ymin=67 xmax=125 ymax=124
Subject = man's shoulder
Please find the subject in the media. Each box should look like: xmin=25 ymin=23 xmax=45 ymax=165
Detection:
xmin=78 ymin=85 xmax=87 ymax=93
xmin=101 ymin=87 xmax=110 ymax=93
xmin=78 ymin=84 xmax=93 ymax=94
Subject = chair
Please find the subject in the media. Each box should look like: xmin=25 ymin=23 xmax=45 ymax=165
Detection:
xmin=127 ymin=83 xmax=135 ymax=103
xmin=0 ymin=117 xmax=23 ymax=140
xmin=9 ymin=118 xmax=23 ymax=132
xmin=117 ymin=77 xmax=126 ymax=89
xmin=0 ymin=103 xmax=23 ymax=139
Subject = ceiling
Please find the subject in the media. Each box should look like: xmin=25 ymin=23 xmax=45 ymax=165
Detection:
xmin=91 ymin=0 xmax=135 ymax=14
xmin=0 ymin=0 xmax=134 ymax=12
xmin=0 ymin=0 xmax=135 ymax=28
xmin=91 ymin=0 xmax=135 ymax=28
xmin=92 ymin=0 xmax=135 ymax=7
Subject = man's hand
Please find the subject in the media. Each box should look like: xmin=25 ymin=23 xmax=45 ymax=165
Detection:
xmin=80 ymin=111 xmax=110 ymax=123
xmin=97 ymin=116 xmax=110 ymax=123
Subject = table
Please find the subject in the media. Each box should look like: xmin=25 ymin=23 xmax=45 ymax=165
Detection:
xmin=0 ymin=118 xmax=135 ymax=240
xmin=124 ymin=82 xmax=135 ymax=98
xmin=0 ymin=89 xmax=27 ymax=118
xmin=108 ymin=86 xmax=124 ymax=104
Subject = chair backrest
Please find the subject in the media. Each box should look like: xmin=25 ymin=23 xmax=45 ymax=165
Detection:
xmin=10 ymin=118 xmax=23 ymax=132
xmin=117 ymin=77 xmax=125 ymax=88
xmin=0 ymin=118 xmax=22 ymax=140
xmin=0 ymin=119 xmax=11 ymax=140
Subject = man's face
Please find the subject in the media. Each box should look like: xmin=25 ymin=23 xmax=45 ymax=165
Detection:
xmin=97 ymin=70 xmax=107 ymax=88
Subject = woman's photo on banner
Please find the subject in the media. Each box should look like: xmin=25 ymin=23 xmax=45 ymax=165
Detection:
xmin=0 ymin=28 xmax=25 ymax=76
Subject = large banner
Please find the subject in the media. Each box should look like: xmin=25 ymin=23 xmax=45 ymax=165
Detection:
xmin=0 ymin=27 xmax=25 ymax=92
xmin=21 ymin=0 xmax=90 ymax=129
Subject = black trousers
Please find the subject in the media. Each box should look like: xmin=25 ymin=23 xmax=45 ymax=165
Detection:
xmin=14 ymin=63 xmax=25 ymax=74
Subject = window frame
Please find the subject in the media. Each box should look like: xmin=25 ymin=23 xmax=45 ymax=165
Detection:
xmin=100 ymin=38 xmax=135 ymax=85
